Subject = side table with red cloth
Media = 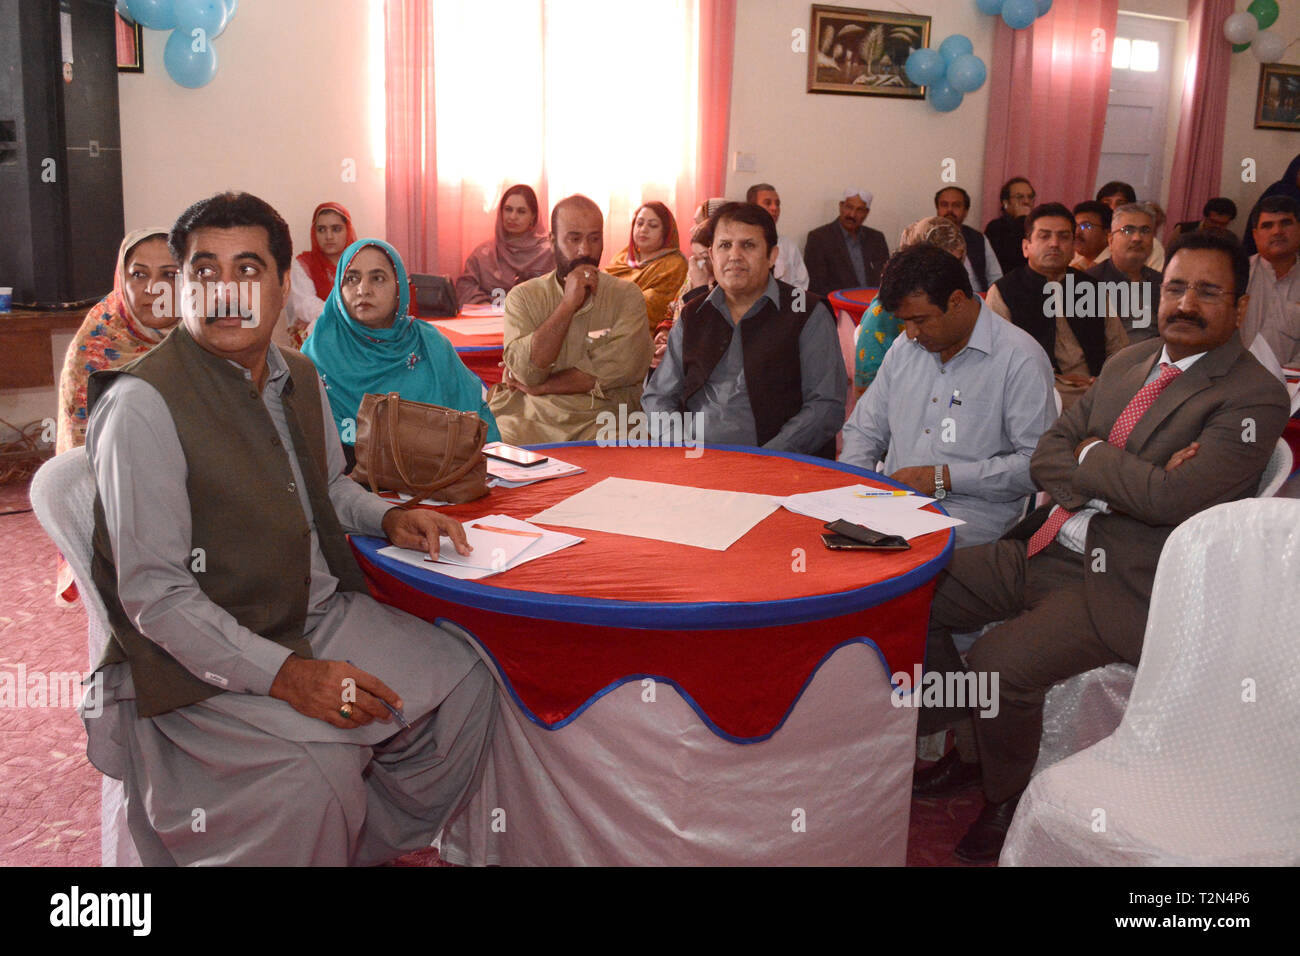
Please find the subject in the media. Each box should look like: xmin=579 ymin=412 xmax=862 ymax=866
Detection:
xmin=417 ymin=314 xmax=504 ymax=386
xmin=827 ymin=287 xmax=878 ymax=328
xmin=351 ymin=444 xmax=954 ymax=865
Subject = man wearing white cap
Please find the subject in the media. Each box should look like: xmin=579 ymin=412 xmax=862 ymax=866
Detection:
xmin=803 ymin=188 xmax=891 ymax=297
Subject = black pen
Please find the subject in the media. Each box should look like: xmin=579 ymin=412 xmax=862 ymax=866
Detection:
xmin=345 ymin=660 xmax=411 ymax=729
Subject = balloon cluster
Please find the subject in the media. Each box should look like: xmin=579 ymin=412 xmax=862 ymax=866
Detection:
xmin=1222 ymin=1 xmax=1286 ymax=64
xmin=975 ymin=0 xmax=1054 ymax=31
xmin=905 ymin=35 xmax=988 ymax=113
xmin=117 ymin=0 xmax=238 ymax=88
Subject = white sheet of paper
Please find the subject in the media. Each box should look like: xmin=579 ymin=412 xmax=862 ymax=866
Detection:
xmin=430 ymin=315 xmax=505 ymax=335
xmin=376 ymin=514 xmax=584 ymax=579
xmin=485 ymin=452 xmax=585 ymax=484
xmin=780 ymin=484 xmax=963 ymax=541
xmin=435 ymin=525 xmax=540 ymax=570
xmin=528 ymin=477 xmax=779 ymax=551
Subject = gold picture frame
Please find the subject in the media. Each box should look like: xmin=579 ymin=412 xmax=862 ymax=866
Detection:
xmin=808 ymin=4 xmax=932 ymax=99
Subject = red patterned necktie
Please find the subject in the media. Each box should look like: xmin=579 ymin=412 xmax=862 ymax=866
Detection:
xmin=1026 ymin=362 xmax=1183 ymax=558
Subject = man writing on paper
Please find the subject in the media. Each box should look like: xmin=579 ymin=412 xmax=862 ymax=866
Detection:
xmin=840 ymin=244 xmax=1057 ymax=547
xmin=642 ymin=202 xmax=846 ymax=458
xmin=913 ymin=229 xmax=1289 ymax=863
xmin=85 ymin=192 xmax=498 ymax=865
xmin=488 ymin=194 xmax=653 ymax=444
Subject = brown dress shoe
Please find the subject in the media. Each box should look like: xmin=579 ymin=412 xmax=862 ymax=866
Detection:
xmin=912 ymin=749 xmax=982 ymax=797
xmin=954 ymin=792 xmax=1023 ymax=864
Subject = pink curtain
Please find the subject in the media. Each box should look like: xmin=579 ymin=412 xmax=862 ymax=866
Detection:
xmin=383 ymin=0 xmax=438 ymax=273
xmin=981 ymin=0 xmax=1119 ymax=222
xmin=1165 ymin=0 xmax=1234 ymax=239
xmin=384 ymin=0 xmax=737 ymax=277
xmin=696 ymin=0 xmax=737 ymax=206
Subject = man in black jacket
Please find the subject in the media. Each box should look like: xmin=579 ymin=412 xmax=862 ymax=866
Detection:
xmin=803 ymin=188 xmax=890 ymax=296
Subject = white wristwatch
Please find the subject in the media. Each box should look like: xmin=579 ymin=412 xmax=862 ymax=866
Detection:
xmin=933 ymin=465 xmax=948 ymax=500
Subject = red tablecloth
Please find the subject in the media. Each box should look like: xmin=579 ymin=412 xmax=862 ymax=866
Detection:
xmin=352 ymin=444 xmax=953 ymax=741
xmin=827 ymin=287 xmax=878 ymax=325
xmin=418 ymin=314 xmax=504 ymax=386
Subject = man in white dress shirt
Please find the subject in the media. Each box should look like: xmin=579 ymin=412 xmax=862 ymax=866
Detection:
xmin=746 ymin=183 xmax=810 ymax=290
xmin=1242 ymin=194 xmax=1300 ymax=368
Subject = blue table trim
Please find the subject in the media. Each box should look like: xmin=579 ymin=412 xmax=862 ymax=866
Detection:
xmin=354 ymin=442 xmax=954 ymax=630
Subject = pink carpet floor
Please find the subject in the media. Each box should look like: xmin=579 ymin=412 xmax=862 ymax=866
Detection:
xmin=0 ymin=475 xmax=992 ymax=867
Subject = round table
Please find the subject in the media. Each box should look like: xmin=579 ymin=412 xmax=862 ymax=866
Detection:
xmin=351 ymin=443 xmax=954 ymax=865
xmin=827 ymin=287 xmax=878 ymax=327
xmin=418 ymin=313 xmax=504 ymax=386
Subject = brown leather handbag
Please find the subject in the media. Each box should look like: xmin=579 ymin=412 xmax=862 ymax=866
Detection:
xmin=351 ymin=392 xmax=489 ymax=505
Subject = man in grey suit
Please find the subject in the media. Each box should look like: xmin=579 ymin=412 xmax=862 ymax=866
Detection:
xmin=912 ymin=229 xmax=1290 ymax=863
xmin=802 ymin=187 xmax=891 ymax=296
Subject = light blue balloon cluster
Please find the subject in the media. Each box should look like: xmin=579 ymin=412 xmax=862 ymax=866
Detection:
xmin=119 ymin=0 xmax=238 ymax=89
xmin=975 ymin=0 xmax=1054 ymax=31
xmin=904 ymin=33 xmax=988 ymax=113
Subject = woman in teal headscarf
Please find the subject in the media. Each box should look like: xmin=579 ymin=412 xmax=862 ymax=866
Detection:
xmin=302 ymin=238 xmax=500 ymax=465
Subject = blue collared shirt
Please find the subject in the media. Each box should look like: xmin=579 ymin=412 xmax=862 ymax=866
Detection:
xmin=643 ymin=277 xmax=847 ymax=454
xmin=839 ymin=222 xmax=868 ymax=287
xmin=840 ymin=298 xmax=1057 ymax=547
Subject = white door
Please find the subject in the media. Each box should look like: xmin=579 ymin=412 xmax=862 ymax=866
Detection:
xmin=1095 ymin=14 xmax=1179 ymax=204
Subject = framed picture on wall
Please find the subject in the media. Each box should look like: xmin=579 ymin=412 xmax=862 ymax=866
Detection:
xmin=807 ymin=4 xmax=931 ymax=98
xmin=1255 ymin=63 xmax=1300 ymax=131
xmin=116 ymin=12 xmax=144 ymax=73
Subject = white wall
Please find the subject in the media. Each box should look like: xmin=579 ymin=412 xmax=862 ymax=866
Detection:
xmin=118 ymin=0 xmax=386 ymax=254
xmin=724 ymin=0 xmax=995 ymax=252
xmin=1218 ymin=3 xmax=1300 ymax=222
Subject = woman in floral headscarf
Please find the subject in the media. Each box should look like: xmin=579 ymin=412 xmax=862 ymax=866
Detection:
xmin=54 ymin=226 xmax=179 ymax=601
xmin=606 ymin=201 xmax=688 ymax=332
xmin=57 ymin=227 xmax=179 ymax=454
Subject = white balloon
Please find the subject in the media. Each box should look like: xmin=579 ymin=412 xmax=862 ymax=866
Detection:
xmin=1252 ymin=29 xmax=1287 ymax=64
xmin=1223 ymin=12 xmax=1259 ymax=46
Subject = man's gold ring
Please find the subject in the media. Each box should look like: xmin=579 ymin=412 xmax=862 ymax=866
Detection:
xmin=339 ymin=704 xmax=354 ymax=720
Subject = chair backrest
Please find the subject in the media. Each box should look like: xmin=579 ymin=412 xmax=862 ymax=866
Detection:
xmin=29 ymin=448 xmax=113 ymax=668
xmin=1257 ymin=437 xmax=1293 ymax=498
xmin=1114 ymin=498 xmax=1300 ymax=809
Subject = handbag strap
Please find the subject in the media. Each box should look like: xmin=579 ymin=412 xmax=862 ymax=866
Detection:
xmin=381 ymin=394 xmax=487 ymax=507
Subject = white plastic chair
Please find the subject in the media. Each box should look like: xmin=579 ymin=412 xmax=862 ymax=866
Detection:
xmin=29 ymin=447 xmax=142 ymax=867
xmin=1034 ymin=437 xmax=1295 ymax=774
xmin=1003 ymin=498 xmax=1300 ymax=865
xmin=1257 ymin=437 xmax=1293 ymax=498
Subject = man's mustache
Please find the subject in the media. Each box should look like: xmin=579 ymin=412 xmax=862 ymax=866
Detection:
xmin=558 ymin=256 xmax=600 ymax=280
xmin=1167 ymin=310 xmax=1205 ymax=328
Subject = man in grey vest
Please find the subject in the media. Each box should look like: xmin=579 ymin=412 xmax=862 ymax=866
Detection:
xmin=84 ymin=192 xmax=498 ymax=865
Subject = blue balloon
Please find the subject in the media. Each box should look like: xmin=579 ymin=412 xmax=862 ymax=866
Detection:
xmin=164 ymin=26 xmax=218 ymax=88
xmin=976 ymin=0 xmax=1005 ymax=14
xmin=947 ymin=53 xmax=987 ymax=93
xmin=174 ymin=0 xmax=228 ymax=38
xmin=126 ymin=0 xmax=176 ymax=30
xmin=1002 ymin=0 xmax=1038 ymax=29
xmin=929 ymin=80 xmax=964 ymax=112
xmin=1036 ymin=0 xmax=1053 ymax=15
xmin=939 ymin=34 xmax=974 ymax=64
xmin=905 ymin=48 xmax=946 ymax=87
xmin=223 ymin=0 xmax=238 ymax=18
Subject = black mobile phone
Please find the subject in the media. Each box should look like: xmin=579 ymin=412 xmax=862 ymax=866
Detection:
xmin=821 ymin=533 xmax=911 ymax=552
xmin=822 ymin=520 xmax=910 ymax=550
xmin=483 ymin=442 xmax=549 ymax=468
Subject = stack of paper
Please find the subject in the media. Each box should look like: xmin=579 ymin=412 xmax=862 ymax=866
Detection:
xmin=779 ymin=485 xmax=964 ymax=540
xmin=430 ymin=314 xmax=505 ymax=335
xmin=378 ymin=514 xmax=583 ymax=580
xmin=486 ymin=450 xmax=585 ymax=488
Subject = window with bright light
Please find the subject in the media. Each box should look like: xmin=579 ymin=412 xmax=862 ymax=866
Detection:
xmin=1129 ymin=39 xmax=1159 ymax=72
xmin=1111 ymin=36 xmax=1159 ymax=73
xmin=1111 ymin=36 xmax=1130 ymax=70
xmin=430 ymin=0 xmax=699 ymax=218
